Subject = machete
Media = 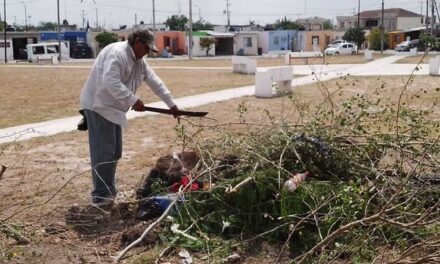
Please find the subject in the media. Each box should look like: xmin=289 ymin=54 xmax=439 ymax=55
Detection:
xmin=77 ymin=107 xmax=208 ymax=131
xmin=143 ymin=106 xmax=208 ymax=117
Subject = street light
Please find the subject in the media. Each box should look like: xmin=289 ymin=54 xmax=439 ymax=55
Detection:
xmin=194 ymin=4 xmax=201 ymax=20
xmin=21 ymin=1 xmax=27 ymax=31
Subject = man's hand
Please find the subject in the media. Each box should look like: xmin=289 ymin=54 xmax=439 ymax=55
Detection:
xmin=132 ymin=99 xmax=145 ymax=112
xmin=170 ymin=105 xmax=180 ymax=119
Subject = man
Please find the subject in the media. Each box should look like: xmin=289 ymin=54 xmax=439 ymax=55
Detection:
xmin=80 ymin=29 xmax=179 ymax=206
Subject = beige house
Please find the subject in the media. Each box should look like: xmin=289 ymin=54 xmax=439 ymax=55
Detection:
xmin=296 ymin=30 xmax=333 ymax=52
xmin=295 ymin=17 xmax=331 ymax=31
xmin=336 ymin=8 xmax=423 ymax=32
xmin=234 ymin=32 xmax=259 ymax=55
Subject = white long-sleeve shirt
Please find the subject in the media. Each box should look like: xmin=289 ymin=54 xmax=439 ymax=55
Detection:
xmin=80 ymin=41 xmax=176 ymax=127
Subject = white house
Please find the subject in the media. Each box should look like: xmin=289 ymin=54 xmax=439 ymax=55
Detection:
xmin=0 ymin=40 xmax=13 ymax=61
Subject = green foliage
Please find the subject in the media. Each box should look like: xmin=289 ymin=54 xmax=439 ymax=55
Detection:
xmin=95 ymin=32 xmax=118 ymax=49
xmin=368 ymin=27 xmax=389 ymax=50
xmin=165 ymin=15 xmax=189 ymax=31
xmin=273 ymin=16 xmax=302 ymax=30
xmin=323 ymin=20 xmax=334 ymax=30
xmin=164 ymin=74 xmax=440 ymax=262
xmin=343 ymin=27 xmax=365 ymax=51
xmin=199 ymin=37 xmax=216 ymax=56
xmin=192 ymin=18 xmax=213 ymax=31
xmin=36 ymin=21 xmax=57 ymax=31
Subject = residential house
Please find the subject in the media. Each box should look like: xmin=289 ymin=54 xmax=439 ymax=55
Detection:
xmin=213 ymin=24 xmax=253 ymax=33
xmin=234 ymin=31 xmax=259 ymax=55
xmin=258 ymin=30 xmax=296 ymax=54
xmin=296 ymin=30 xmax=333 ymax=52
xmin=135 ymin=22 xmax=168 ymax=31
xmin=336 ymin=8 xmax=424 ymax=32
xmin=295 ymin=17 xmax=331 ymax=31
xmin=0 ymin=32 xmax=40 ymax=61
xmin=155 ymin=31 xmax=186 ymax=56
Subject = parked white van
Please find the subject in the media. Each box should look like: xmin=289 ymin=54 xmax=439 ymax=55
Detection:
xmin=26 ymin=42 xmax=69 ymax=63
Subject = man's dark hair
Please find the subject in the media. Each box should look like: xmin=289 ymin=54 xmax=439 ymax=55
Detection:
xmin=128 ymin=29 xmax=154 ymax=46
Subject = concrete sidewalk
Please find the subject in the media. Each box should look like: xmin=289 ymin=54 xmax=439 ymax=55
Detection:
xmin=1 ymin=54 xmax=426 ymax=144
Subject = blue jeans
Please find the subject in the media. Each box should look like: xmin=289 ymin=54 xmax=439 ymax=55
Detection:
xmin=84 ymin=109 xmax=122 ymax=203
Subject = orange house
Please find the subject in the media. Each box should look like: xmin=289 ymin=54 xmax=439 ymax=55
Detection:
xmin=154 ymin=31 xmax=186 ymax=55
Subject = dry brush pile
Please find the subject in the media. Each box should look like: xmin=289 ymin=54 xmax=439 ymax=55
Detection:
xmin=153 ymin=77 xmax=440 ymax=263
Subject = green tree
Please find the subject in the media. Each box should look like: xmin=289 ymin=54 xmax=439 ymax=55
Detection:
xmin=36 ymin=21 xmax=57 ymax=31
xmin=273 ymin=17 xmax=301 ymax=30
xmin=165 ymin=15 xmax=188 ymax=31
xmin=199 ymin=37 xmax=216 ymax=56
xmin=192 ymin=18 xmax=213 ymax=31
xmin=367 ymin=28 xmax=389 ymax=51
xmin=323 ymin=20 xmax=334 ymax=30
xmin=95 ymin=32 xmax=118 ymax=49
xmin=420 ymin=33 xmax=437 ymax=51
xmin=0 ymin=22 xmax=4 ymax=32
xmin=343 ymin=27 xmax=366 ymax=52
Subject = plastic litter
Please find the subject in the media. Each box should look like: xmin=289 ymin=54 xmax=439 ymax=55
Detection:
xmin=283 ymin=172 xmax=309 ymax=192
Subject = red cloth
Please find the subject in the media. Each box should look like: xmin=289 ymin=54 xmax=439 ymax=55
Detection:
xmin=169 ymin=176 xmax=199 ymax=193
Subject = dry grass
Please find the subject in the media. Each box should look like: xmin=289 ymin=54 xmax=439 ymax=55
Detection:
xmin=0 ymin=67 xmax=254 ymax=128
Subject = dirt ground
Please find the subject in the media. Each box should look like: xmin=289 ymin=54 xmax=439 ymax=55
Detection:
xmin=1 ymin=60 xmax=440 ymax=263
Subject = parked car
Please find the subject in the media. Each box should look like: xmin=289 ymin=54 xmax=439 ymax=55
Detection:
xmin=324 ymin=43 xmax=356 ymax=55
xmin=70 ymin=42 xmax=93 ymax=58
xmin=394 ymin=41 xmax=411 ymax=52
xmin=327 ymin=39 xmax=349 ymax=48
xmin=409 ymin=39 xmax=426 ymax=51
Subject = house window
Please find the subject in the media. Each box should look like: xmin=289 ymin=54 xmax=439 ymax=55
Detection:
xmin=245 ymin=37 xmax=252 ymax=47
xmin=365 ymin=20 xmax=378 ymax=27
xmin=340 ymin=22 xmax=345 ymax=28
xmin=0 ymin=42 xmax=11 ymax=48
xmin=274 ymin=36 xmax=280 ymax=45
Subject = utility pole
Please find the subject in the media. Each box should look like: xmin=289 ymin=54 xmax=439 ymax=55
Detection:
xmin=226 ymin=0 xmax=231 ymax=30
xmin=21 ymin=2 xmax=27 ymax=31
xmin=304 ymin=0 xmax=307 ymax=18
xmin=380 ymin=0 xmax=384 ymax=54
xmin=431 ymin=0 xmax=435 ymax=35
xmin=188 ymin=0 xmax=193 ymax=60
xmin=4 ymin=0 xmax=7 ymax=63
xmin=81 ymin=9 xmax=85 ymax=29
xmin=95 ymin=8 xmax=98 ymax=31
xmin=57 ymin=0 xmax=61 ymax=63
xmin=152 ymin=0 xmax=156 ymax=40
xmin=357 ymin=0 xmax=360 ymax=27
xmin=134 ymin=13 xmax=137 ymax=28
xmin=426 ymin=0 xmax=429 ymax=32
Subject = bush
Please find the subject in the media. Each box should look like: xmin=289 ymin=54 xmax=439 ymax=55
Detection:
xmin=163 ymin=74 xmax=440 ymax=262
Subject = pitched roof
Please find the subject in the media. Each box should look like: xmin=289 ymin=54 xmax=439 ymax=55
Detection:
xmin=358 ymin=8 xmax=421 ymax=18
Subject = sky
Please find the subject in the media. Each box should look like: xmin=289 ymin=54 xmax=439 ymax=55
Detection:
xmin=0 ymin=0 xmax=426 ymax=30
